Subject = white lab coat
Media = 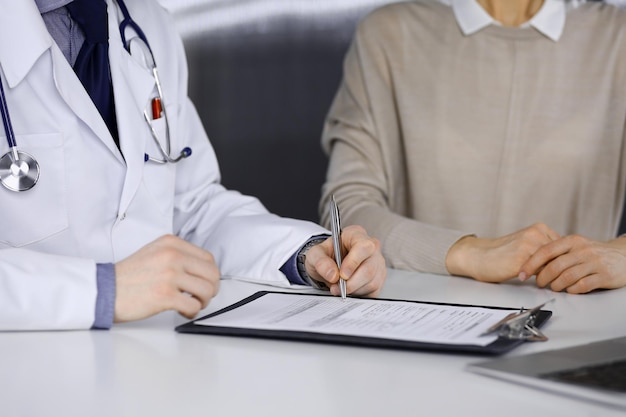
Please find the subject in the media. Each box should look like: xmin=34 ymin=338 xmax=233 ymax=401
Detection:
xmin=0 ymin=0 xmax=327 ymax=330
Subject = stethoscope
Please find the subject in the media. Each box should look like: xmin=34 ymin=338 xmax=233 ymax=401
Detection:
xmin=0 ymin=80 xmax=39 ymax=192
xmin=0 ymin=0 xmax=191 ymax=193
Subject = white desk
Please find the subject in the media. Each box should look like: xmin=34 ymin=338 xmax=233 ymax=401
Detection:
xmin=2 ymin=269 xmax=626 ymax=417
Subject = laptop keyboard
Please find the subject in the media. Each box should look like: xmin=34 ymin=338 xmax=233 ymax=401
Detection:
xmin=541 ymin=359 xmax=626 ymax=393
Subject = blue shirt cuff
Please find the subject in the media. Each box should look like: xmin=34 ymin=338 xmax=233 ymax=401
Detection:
xmin=92 ymin=263 xmax=116 ymax=329
xmin=280 ymin=249 xmax=306 ymax=285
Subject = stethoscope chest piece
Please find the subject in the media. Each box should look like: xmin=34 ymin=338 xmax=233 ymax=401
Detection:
xmin=0 ymin=150 xmax=40 ymax=192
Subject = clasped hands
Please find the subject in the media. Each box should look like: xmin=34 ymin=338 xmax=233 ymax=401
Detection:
xmin=113 ymin=225 xmax=386 ymax=323
xmin=446 ymin=223 xmax=626 ymax=294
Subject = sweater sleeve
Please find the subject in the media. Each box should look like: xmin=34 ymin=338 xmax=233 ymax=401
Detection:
xmin=319 ymin=8 xmax=469 ymax=275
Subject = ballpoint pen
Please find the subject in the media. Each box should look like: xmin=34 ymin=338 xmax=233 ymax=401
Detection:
xmin=330 ymin=195 xmax=347 ymax=300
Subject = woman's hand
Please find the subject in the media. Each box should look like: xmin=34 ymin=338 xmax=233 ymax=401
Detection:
xmin=519 ymin=235 xmax=626 ymax=294
xmin=446 ymin=223 xmax=560 ymax=283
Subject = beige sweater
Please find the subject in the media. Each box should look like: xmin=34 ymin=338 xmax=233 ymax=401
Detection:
xmin=320 ymin=1 xmax=626 ymax=275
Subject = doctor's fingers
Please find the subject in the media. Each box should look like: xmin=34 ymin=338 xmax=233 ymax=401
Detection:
xmin=152 ymin=235 xmax=217 ymax=265
xmin=149 ymin=235 xmax=220 ymax=282
xmin=343 ymin=251 xmax=387 ymax=297
xmin=304 ymin=241 xmax=341 ymax=284
xmin=305 ymin=226 xmax=385 ymax=296
xmin=170 ymin=294 xmax=204 ymax=320
xmin=303 ymin=227 xmax=379 ymax=280
xmin=170 ymin=273 xmax=219 ymax=315
xmin=177 ymin=247 xmax=220 ymax=286
xmin=337 ymin=225 xmax=382 ymax=279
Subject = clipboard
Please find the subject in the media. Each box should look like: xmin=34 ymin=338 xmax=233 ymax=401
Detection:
xmin=176 ymin=291 xmax=553 ymax=355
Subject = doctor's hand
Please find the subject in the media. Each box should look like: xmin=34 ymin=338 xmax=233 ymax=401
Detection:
xmin=446 ymin=223 xmax=561 ymax=283
xmin=518 ymin=235 xmax=626 ymax=294
xmin=303 ymin=225 xmax=386 ymax=297
xmin=113 ymin=235 xmax=220 ymax=322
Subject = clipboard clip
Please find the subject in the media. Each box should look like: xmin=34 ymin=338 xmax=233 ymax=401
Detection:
xmin=482 ymin=299 xmax=554 ymax=342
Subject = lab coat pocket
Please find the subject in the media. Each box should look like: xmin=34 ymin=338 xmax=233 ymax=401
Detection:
xmin=0 ymin=133 xmax=68 ymax=247
xmin=143 ymin=115 xmax=168 ymax=161
xmin=142 ymin=115 xmax=175 ymax=217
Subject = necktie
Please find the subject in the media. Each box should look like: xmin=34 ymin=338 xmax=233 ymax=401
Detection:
xmin=66 ymin=0 xmax=119 ymax=145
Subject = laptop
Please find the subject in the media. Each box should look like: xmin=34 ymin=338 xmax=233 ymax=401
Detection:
xmin=467 ymin=336 xmax=626 ymax=410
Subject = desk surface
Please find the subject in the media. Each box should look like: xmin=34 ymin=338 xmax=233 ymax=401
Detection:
xmin=2 ymin=270 xmax=626 ymax=417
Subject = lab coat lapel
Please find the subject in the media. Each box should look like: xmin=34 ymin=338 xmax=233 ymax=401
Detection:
xmin=0 ymin=0 xmax=122 ymax=162
xmin=52 ymin=50 xmax=123 ymax=161
xmin=107 ymin=0 xmax=155 ymax=214
xmin=0 ymin=1 xmax=50 ymax=88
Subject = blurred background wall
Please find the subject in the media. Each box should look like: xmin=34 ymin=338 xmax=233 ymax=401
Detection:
xmin=156 ymin=0 xmax=401 ymax=222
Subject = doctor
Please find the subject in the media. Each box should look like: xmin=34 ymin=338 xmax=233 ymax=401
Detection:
xmin=0 ymin=0 xmax=386 ymax=331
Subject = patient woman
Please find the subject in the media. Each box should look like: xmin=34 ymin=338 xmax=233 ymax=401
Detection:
xmin=320 ymin=0 xmax=626 ymax=294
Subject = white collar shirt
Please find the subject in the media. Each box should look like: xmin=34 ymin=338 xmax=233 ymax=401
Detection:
xmin=438 ymin=0 xmax=577 ymax=41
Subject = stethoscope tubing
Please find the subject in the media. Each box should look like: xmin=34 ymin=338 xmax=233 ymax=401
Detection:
xmin=117 ymin=0 xmax=151 ymax=53
xmin=116 ymin=0 xmax=192 ymax=164
xmin=0 ymin=75 xmax=18 ymax=158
